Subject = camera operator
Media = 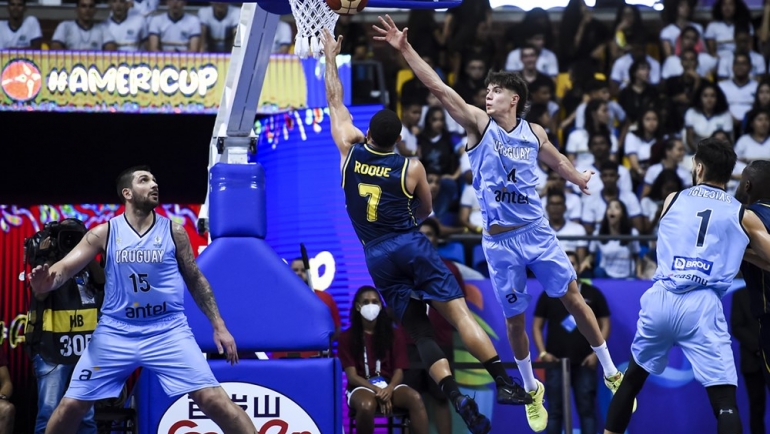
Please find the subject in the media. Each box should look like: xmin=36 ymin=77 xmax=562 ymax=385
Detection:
xmin=23 ymin=218 xmax=103 ymax=434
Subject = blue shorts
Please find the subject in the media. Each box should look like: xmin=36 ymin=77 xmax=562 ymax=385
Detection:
xmin=482 ymin=217 xmax=576 ymax=318
xmin=365 ymin=230 xmax=464 ymax=320
xmin=64 ymin=314 xmax=220 ymax=401
xmin=631 ymin=284 xmax=737 ymax=387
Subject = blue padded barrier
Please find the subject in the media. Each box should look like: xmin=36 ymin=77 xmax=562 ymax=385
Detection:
xmin=209 ymin=163 xmax=266 ymax=239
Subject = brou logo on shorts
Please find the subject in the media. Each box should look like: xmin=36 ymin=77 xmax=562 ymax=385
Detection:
xmin=672 ymin=256 xmax=713 ymax=275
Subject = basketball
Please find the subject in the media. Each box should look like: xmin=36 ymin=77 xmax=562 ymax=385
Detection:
xmin=325 ymin=0 xmax=368 ymax=15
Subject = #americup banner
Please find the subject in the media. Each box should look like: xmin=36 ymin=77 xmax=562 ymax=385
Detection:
xmin=0 ymin=51 xmax=350 ymax=115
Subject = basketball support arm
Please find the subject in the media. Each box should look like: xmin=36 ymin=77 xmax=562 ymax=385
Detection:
xmin=197 ymin=3 xmax=279 ymax=232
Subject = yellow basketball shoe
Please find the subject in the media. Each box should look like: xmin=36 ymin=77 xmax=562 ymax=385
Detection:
xmin=524 ymin=381 xmax=548 ymax=432
xmin=604 ymin=371 xmax=637 ymax=413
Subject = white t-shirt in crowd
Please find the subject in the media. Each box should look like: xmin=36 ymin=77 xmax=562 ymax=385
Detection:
xmin=148 ymin=13 xmax=201 ymax=52
xmin=103 ymin=15 xmax=147 ymax=52
xmin=398 ymin=124 xmax=418 ymax=156
xmin=460 ymin=185 xmax=483 ymax=229
xmin=198 ymin=5 xmax=240 ymax=53
xmin=610 ymin=53 xmax=661 ymax=89
xmin=704 ymin=21 xmax=753 ymax=55
xmin=640 ymin=197 xmax=662 ymax=224
xmin=565 ymin=129 xmax=619 ymax=167
xmin=504 ymin=47 xmax=559 ymax=77
xmin=735 ymin=134 xmax=770 ymax=161
xmin=580 ymin=191 xmax=642 ymax=230
xmin=624 ymin=133 xmax=656 ymax=162
xmin=718 ymin=79 xmax=758 ymax=121
xmin=52 ymin=21 xmax=114 ymax=50
xmin=684 ymin=108 xmax=734 ymax=142
xmin=551 ymin=220 xmax=589 ymax=255
xmin=660 ymin=53 xmax=717 ymax=79
xmin=542 ymin=191 xmax=583 ymax=221
xmin=0 ymin=16 xmax=42 ymax=49
xmin=716 ymin=50 xmax=766 ymax=80
xmin=590 ymin=228 xmax=640 ymax=279
xmin=643 ymin=163 xmax=693 ymax=187
xmin=659 ymin=22 xmax=704 ymax=49
xmin=572 ymin=161 xmax=633 ymax=196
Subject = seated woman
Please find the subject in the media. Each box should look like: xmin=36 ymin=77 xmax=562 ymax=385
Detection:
xmin=338 ymin=286 xmax=428 ymax=434
xmin=582 ymin=199 xmax=642 ymax=279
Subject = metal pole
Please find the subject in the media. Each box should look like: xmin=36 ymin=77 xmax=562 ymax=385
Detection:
xmin=561 ymin=358 xmax=573 ymax=434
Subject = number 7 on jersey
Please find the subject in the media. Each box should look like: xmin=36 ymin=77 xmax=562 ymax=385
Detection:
xmin=359 ymin=183 xmax=382 ymax=222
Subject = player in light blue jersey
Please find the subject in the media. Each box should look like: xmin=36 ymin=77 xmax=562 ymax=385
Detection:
xmin=604 ymin=139 xmax=770 ymax=434
xmin=28 ymin=166 xmax=257 ymax=434
xmin=375 ymin=16 xmax=623 ymax=432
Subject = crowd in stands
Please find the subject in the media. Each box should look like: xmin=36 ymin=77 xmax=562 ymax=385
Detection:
xmin=2 ymin=0 xmax=769 ymax=278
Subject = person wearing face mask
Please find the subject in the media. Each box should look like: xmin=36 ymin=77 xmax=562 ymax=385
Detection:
xmin=338 ymin=286 xmax=429 ymax=434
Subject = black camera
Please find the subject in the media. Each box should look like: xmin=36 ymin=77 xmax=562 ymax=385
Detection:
xmin=25 ymin=218 xmax=87 ymax=267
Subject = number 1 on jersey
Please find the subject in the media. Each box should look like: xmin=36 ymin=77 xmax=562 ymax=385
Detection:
xmin=696 ymin=209 xmax=712 ymax=247
xmin=358 ymin=183 xmax=382 ymax=222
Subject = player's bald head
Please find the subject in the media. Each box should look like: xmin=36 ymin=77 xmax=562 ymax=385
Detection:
xmin=742 ymin=160 xmax=770 ymax=203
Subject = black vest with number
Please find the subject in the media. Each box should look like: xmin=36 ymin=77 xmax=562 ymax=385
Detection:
xmin=25 ymin=261 xmax=103 ymax=365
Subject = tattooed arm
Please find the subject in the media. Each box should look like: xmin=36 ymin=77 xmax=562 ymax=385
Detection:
xmin=29 ymin=223 xmax=107 ymax=296
xmin=172 ymin=223 xmax=239 ymax=363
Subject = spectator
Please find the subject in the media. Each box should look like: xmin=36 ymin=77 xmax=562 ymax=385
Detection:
xmin=418 ymin=107 xmax=461 ymax=210
xmin=526 ymin=103 xmax=559 ymax=149
xmin=684 ymin=82 xmax=733 ymax=156
xmin=731 ymin=287 xmax=769 ymax=434
xmin=338 ymin=286 xmax=428 ymax=434
xmin=735 ymin=108 xmax=770 ymax=163
xmin=566 ymin=100 xmax=620 ymax=167
xmin=573 ymin=78 xmax=626 ymax=131
xmin=659 ymin=0 xmax=703 ymax=59
xmin=51 ymin=0 xmax=116 ymax=51
xmin=542 ymin=170 xmax=582 ymax=222
xmin=288 ymin=258 xmax=341 ymax=341
xmin=661 ymin=26 xmax=718 ymax=79
xmin=749 ymin=79 xmax=770 ymax=115
xmin=583 ymin=199 xmax=642 ymax=279
xmin=642 ymin=138 xmax=692 ymax=198
xmin=532 ymin=250 xmax=610 ymax=434
xmin=705 ymin=0 xmax=753 ymax=57
xmin=458 ymin=184 xmax=482 ymax=235
xmin=610 ymin=37 xmax=661 ymax=94
xmin=456 ymin=21 xmax=496 ymax=77
xmin=625 ymin=108 xmax=663 ymax=183
xmin=546 ymin=189 xmax=588 ymax=265
xmin=128 ymin=0 xmax=158 ymax=18
xmin=640 ymin=168 xmax=683 ymax=234
xmin=609 ymin=4 xmax=645 ymax=62
xmin=104 ymin=0 xmax=147 ymax=52
xmin=453 ymin=56 xmax=487 ymax=105
xmin=272 ymin=20 xmax=292 ymax=54
xmin=0 ymin=346 xmax=12 ymax=434
xmin=418 ymin=93 xmax=464 ymax=136
xmin=558 ymin=0 xmax=609 ymax=73
xmin=716 ymin=27 xmax=766 ymax=80
xmin=560 ymin=60 xmax=598 ymax=126
xmin=663 ymin=48 xmax=702 ymax=133
xmin=510 ymin=44 xmax=551 ymax=85
xmin=148 ymin=0 xmax=201 ymax=52
xmin=0 ymin=0 xmax=41 ymax=49
xmin=397 ymin=101 xmax=422 ymax=157
xmin=506 ymin=7 xmax=555 ymax=53
xmin=505 ymin=29 xmax=559 ymax=77
xmin=718 ymin=52 xmax=759 ymax=124
xmin=617 ymin=59 xmax=659 ymax=126
xmin=580 ymin=161 xmax=644 ymax=235
xmin=529 ymin=76 xmax=559 ymax=119
xmin=199 ymin=2 xmax=239 ymax=53
xmin=426 ymin=169 xmax=460 ymax=228
xmin=573 ymin=130 xmax=632 ymax=194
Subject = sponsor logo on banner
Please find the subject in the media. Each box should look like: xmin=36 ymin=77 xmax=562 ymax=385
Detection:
xmin=1 ymin=59 xmax=42 ymax=101
xmin=158 ymin=382 xmax=320 ymax=434
xmin=672 ymin=256 xmax=713 ymax=275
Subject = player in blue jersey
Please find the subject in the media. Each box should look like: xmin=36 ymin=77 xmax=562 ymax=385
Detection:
xmin=374 ymin=16 xmax=624 ymax=431
xmin=604 ymin=140 xmax=770 ymax=434
xmin=28 ymin=166 xmax=257 ymax=434
xmin=736 ymin=160 xmax=770 ymax=388
xmin=321 ymin=30 xmax=530 ymax=434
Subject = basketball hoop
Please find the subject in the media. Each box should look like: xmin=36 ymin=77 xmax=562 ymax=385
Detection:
xmin=287 ymin=0 xmax=339 ymax=59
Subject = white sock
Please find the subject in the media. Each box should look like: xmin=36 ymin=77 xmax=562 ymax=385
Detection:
xmin=515 ymin=353 xmax=538 ymax=392
xmin=591 ymin=342 xmax=619 ymax=377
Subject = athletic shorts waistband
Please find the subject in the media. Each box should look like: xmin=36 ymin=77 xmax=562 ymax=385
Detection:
xmin=483 ymin=217 xmax=544 ymax=242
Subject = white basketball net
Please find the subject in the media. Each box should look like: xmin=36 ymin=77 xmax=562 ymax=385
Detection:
xmin=288 ymin=0 xmax=339 ymax=59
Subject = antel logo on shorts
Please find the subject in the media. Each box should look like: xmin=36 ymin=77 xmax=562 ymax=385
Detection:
xmin=672 ymin=256 xmax=713 ymax=275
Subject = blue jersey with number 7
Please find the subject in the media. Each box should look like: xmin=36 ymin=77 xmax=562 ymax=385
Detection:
xmin=653 ymin=184 xmax=749 ymax=297
xmin=342 ymin=143 xmax=420 ymax=245
xmin=102 ymin=213 xmax=185 ymax=322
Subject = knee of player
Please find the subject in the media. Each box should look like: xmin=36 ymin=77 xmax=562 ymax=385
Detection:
xmin=0 ymin=401 xmax=13 ymax=417
xmin=505 ymin=314 xmax=527 ymax=333
xmin=355 ymin=395 xmax=378 ymax=415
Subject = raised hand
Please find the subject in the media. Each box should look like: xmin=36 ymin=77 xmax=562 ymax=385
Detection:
xmin=213 ymin=326 xmax=239 ymax=365
xmin=320 ymin=28 xmax=342 ymax=58
xmin=578 ymin=170 xmax=595 ymax=195
xmin=372 ymin=15 xmax=409 ymax=51
xmin=28 ymin=263 xmax=56 ymax=295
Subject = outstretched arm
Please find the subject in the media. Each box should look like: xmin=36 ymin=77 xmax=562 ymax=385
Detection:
xmin=373 ymin=15 xmax=487 ymax=143
xmin=172 ymin=224 xmax=238 ymax=364
xmin=28 ymin=223 xmax=107 ymax=296
xmin=321 ymin=29 xmax=365 ymax=166
xmin=533 ymin=123 xmax=594 ymax=195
